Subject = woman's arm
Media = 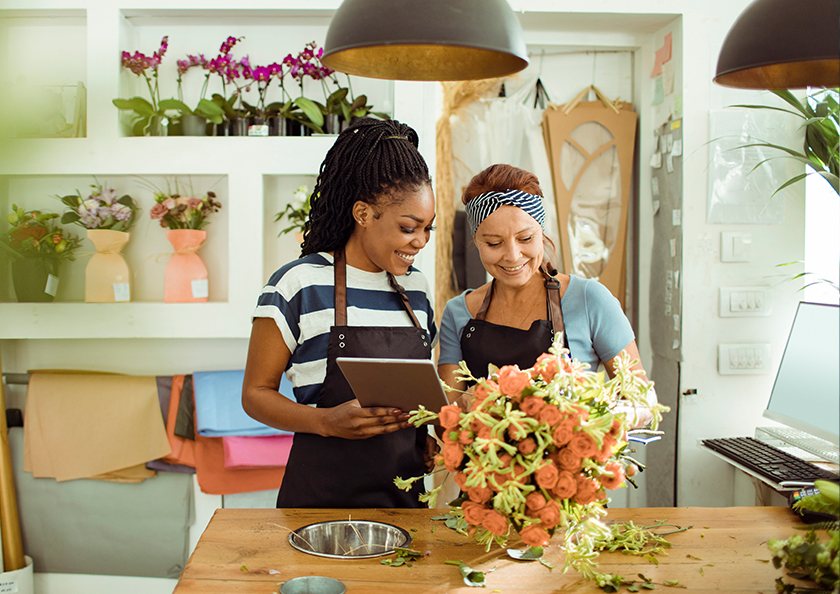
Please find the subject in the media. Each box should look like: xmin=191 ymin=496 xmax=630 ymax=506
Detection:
xmin=242 ymin=318 xmax=409 ymax=439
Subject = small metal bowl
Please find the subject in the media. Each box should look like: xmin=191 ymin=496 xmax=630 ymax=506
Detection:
xmin=288 ymin=520 xmax=411 ymax=559
xmin=280 ymin=576 xmax=346 ymax=594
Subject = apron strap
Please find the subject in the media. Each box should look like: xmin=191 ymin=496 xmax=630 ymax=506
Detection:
xmin=387 ymin=273 xmax=423 ymax=330
xmin=540 ymin=267 xmax=566 ymax=340
xmin=334 ymin=249 xmax=348 ymax=326
xmin=333 ymin=249 xmax=422 ymax=330
xmin=475 ymin=280 xmax=494 ymax=321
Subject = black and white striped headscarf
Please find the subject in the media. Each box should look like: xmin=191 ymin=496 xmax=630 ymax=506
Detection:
xmin=464 ymin=189 xmax=546 ymax=237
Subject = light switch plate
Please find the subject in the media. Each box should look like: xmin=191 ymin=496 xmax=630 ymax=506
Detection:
xmin=719 ymin=287 xmax=772 ymax=317
xmin=718 ymin=343 xmax=771 ymax=374
xmin=721 ymin=232 xmax=752 ymax=262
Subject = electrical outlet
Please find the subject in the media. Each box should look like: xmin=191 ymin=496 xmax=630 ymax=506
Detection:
xmin=718 ymin=343 xmax=771 ymax=374
xmin=719 ymin=287 xmax=772 ymax=317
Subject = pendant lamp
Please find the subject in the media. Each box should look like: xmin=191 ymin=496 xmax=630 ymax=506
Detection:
xmin=714 ymin=0 xmax=840 ymax=89
xmin=321 ymin=0 xmax=528 ymax=81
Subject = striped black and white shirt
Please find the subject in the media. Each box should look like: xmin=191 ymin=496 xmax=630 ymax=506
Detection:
xmin=253 ymin=252 xmax=437 ymax=405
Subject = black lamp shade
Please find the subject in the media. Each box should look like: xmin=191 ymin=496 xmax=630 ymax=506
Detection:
xmin=321 ymin=0 xmax=528 ymax=81
xmin=715 ymin=0 xmax=840 ymax=89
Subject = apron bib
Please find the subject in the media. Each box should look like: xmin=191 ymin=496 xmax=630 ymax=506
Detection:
xmin=461 ymin=269 xmax=568 ymax=379
xmin=276 ymin=250 xmax=431 ymax=508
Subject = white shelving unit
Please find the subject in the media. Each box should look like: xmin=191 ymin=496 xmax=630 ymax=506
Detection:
xmin=0 ymin=3 xmax=436 ymax=340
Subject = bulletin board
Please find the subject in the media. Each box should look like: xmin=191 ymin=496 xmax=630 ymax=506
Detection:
xmin=646 ymin=117 xmax=683 ymax=507
xmin=648 ymin=118 xmax=683 ymax=362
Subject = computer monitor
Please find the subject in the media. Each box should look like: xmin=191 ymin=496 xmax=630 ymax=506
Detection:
xmin=763 ymin=302 xmax=840 ymax=446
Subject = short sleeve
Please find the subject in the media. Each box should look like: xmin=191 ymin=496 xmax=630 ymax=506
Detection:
xmin=252 ymin=269 xmax=303 ymax=356
xmin=584 ymin=280 xmax=635 ymax=363
xmin=438 ymin=293 xmax=471 ymax=366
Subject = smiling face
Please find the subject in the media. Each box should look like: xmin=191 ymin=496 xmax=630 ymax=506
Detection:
xmin=474 ymin=205 xmax=544 ymax=289
xmin=349 ymin=183 xmax=436 ymax=275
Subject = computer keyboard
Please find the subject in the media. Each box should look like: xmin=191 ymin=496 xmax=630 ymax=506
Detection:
xmin=702 ymin=436 xmax=839 ymax=485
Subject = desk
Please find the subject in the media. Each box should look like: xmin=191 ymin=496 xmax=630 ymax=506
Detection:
xmin=174 ymin=506 xmax=808 ymax=593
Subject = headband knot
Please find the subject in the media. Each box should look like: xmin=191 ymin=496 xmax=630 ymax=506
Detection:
xmin=464 ymin=189 xmax=546 ymax=236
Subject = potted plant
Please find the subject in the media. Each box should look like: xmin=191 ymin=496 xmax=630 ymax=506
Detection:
xmin=113 ymin=36 xmax=179 ymax=136
xmin=170 ymin=54 xmax=226 ymax=136
xmin=282 ymin=42 xmax=328 ymax=135
xmin=274 ymin=184 xmax=312 ymax=242
xmin=144 ymin=178 xmax=222 ymax=303
xmin=206 ymin=37 xmax=256 ymax=136
xmin=1 ymin=205 xmax=82 ymax=302
xmin=241 ymin=62 xmax=285 ymax=136
xmin=57 ymin=180 xmax=140 ymax=302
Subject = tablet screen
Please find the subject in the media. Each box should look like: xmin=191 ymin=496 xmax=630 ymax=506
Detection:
xmin=336 ymin=357 xmax=450 ymax=412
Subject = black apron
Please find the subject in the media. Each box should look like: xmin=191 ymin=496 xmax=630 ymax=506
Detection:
xmin=461 ymin=269 xmax=568 ymax=379
xmin=276 ymin=250 xmax=430 ymax=508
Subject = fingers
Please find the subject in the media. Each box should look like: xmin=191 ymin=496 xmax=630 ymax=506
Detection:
xmin=324 ymin=401 xmax=411 ymax=440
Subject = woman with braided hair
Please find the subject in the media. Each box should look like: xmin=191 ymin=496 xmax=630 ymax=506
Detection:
xmin=243 ymin=118 xmax=438 ymax=508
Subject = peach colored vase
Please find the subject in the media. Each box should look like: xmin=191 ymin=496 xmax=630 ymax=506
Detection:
xmin=86 ymin=229 xmax=131 ymax=302
xmin=164 ymin=229 xmax=209 ymax=303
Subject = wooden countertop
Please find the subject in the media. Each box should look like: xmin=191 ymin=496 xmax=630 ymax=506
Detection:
xmin=174 ymin=506 xmax=808 ymax=593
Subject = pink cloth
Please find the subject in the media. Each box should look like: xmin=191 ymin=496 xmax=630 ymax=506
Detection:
xmin=222 ymin=435 xmax=294 ymax=470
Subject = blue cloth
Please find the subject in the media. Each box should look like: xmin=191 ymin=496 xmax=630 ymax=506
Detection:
xmin=438 ymin=275 xmax=634 ymax=371
xmin=193 ymin=370 xmax=294 ymax=437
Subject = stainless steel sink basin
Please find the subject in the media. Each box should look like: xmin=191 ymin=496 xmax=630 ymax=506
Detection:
xmin=288 ymin=520 xmax=411 ymax=559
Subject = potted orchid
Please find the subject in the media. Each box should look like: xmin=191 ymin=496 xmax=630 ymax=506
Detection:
xmin=1 ymin=205 xmax=82 ymax=302
xmin=57 ymin=181 xmax=140 ymax=302
xmin=207 ymin=36 xmax=255 ymax=136
xmin=144 ymin=178 xmax=222 ymax=303
xmin=241 ymin=62 xmax=285 ymax=136
xmin=281 ymin=42 xmax=329 ymax=135
xmin=275 ymin=184 xmax=312 ymax=241
xmin=170 ymin=53 xmax=226 ymax=136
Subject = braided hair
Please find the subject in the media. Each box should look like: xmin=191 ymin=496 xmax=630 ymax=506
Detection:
xmin=301 ymin=118 xmax=431 ymax=256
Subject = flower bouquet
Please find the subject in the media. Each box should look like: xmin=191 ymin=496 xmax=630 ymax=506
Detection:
xmin=57 ymin=181 xmax=140 ymax=302
xmin=397 ymin=334 xmax=668 ymax=584
xmin=145 ymin=179 xmax=221 ymax=303
xmin=1 ymin=205 xmax=82 ymax=301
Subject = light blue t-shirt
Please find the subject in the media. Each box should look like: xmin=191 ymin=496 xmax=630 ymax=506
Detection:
xmin=438 ymin=275 xmax=634 ymax=371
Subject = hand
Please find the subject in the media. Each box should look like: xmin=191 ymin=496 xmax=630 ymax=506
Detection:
xmin=454 ymin=386 xmax=476 ymax=414
xmin=319 ymin=399 xmax=409 ymax=440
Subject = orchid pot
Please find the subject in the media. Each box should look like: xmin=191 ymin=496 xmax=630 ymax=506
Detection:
xmin=85 ymin=229 xmax=131 ymax=303
xmin=180 ymin=114 xmax=207 ymax=136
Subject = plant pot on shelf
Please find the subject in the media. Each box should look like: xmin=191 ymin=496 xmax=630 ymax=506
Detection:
xmin=164 ymin=229 xmax=209 ymax=303
xmin=228 ymin=118 xmax=248 ymax=136
xmin=284 ymin=118 xmax=312 ymax=137
xmin=181 ymin=114 xmax=207 ymax=136
xmin=85 ymin=229 xmax=131 ymax=303
xmin=208 ymin=121 xmax=228 ymax=136
xmin=268 ymin=116 xmax=284 ymax=136
xmin=324 ymin=114 xmax=347 ymax=135
xmin=11 ymin=257 xmax=60 ymax=302
xmin=146 ymin=115 xmax=168 ymax=137
xmin=248 ymin=116 xmax=269 ymax=137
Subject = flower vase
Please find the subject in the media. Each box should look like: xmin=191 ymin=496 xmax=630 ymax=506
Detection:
xmin=181 ymin=114 xmax=207 ymax=136
xmin=85 ymin=229 xmax=131 ymax=303
xmin=11 ymin=257 xmax=60 ymax=302
xmin=164 ymin=229 xmax=209 ymax=303
xmin=147 ymin=115 xmax=168 ymax=136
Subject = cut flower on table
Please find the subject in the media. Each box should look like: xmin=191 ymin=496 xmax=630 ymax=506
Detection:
xmin=396 ymin=333 xmax=669 ymax=583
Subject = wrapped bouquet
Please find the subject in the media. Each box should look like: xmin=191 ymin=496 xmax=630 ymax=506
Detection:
xmin=396 ymin=333 xmax=669 ymax=581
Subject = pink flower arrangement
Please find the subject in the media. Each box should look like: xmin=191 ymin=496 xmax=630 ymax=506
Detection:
xmin=396 ymin=334 xmax=668 ymax=582
xmin=141 ymin=178 xmax=222 ymax=230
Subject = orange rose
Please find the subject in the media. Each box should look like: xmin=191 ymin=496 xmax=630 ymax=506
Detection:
xmin=497 ymin=365 xmax=531 ymax=398
xmin=467 ymin=485 xmax=493 ymax=504
xmin=517 ymin=437 xmax=537 ymax=455
xmin=519 ymin=524 xmax=550 ymax=547
xmin=556 ymin=447 xmax=582 ymax=471
xmin=568 ymin=432 xmax=598 ymax=458
xmin=454 ymin=472 xmax=468 ymax=490
xmin=573 ymin=474 xmax=599 ymax=505
xmin=511 ymin=463 xmax=528 ymax=484
xmin=552 ymin=419 xmax=575 ymax=446
xmin=537 ymin=499 xmax=561 ymax=529
xmin=461 ymin=501 xmax=488 ymax=526
xmin=594 ymin=434 xmax=617 ymax=463
xmin=552 ymin=470 xmax=577 ymax=499
xmin=571 ymin=405 xmax=589 ymax=423
xmin=10 ymin=224 xmax=46 ymax=244
xmin=481 ymin=509 xmax=509 ymax=536
xmin=600 ymin=462 xmax=625 ymax=490
xmin=525 ymin=491 xmax=547 ymax=512
xmin=538 ymin=405 xmax=562 ymax=427
xmin=535 ymin=461 xmax=559 ymax=490
xmin=439 ymin=404 xmax=462 ymax=430
xmin=520 ymin=396 xmax=545 ymax=417
xmin=534 ymin=352 xmax=559 ymax=382
xmin=609 ymin=418 xmax=623 ymax=438
xmin=458 ymin=430 xmax=474 ymax=445
xmin=473 ymin=380 xmax=499 ymax=403
xmin=477 ymin=423 xmax=493 ymax=440
xmin=443 ymin=441 xmax=464 ymax=472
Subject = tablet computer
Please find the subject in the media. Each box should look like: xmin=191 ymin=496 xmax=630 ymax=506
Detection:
xmin=336 ymin=357 xmax=450 ymax=412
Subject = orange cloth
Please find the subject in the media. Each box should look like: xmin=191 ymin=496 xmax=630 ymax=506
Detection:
xmin=23 ymin=373 xmax=170 ymax=482
xmin=162 ymin=375 xmax=196 ymax=467
xmin=194 ymin=434 xmax=285 ymax=495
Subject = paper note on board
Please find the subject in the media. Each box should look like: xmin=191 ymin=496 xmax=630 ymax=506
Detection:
xmin=653 ymin=77 xmax=665 ymax=105
xmin=651 ymin=31 xmax=673 ymax=77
